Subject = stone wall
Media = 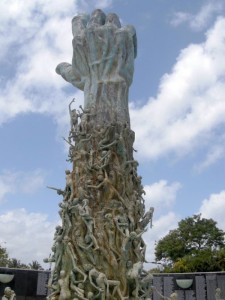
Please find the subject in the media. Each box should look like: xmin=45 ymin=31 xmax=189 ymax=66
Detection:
xmin=1 ymin=267 xmax=224 ymax=300
xmin=0 ymin=267 xmax=49 ymax=300
xmin=153 ymin=272 xmax=225 ymax=300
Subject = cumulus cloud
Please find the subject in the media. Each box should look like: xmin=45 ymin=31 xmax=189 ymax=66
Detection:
xmin=0 ymin=0 xmax=77 ymax=127
xmin=0 ymin=0 xmax=114 ymax=137
xmin=77 ymin=0 xmax=112 ymax=11
xmin=142 ymin=180 xmax=181 ymax=267
xmin=194 ymin=141 xmax=225 ymax=172
xmin=143 ymin=212 xmax=179 ymax=267
xmin=170 ymin=1 xmax=225 ymax=31
xmin=0 ymin=0 xmax=101 ymax=138
xmin=130 ymin=17 xmax=225 ymax=165
xmin=144 ymin=180 xmax=182 ymax=214
xmin=199 ymin=190 xmax=225 ymax=231
xmin=0 ymin=209 xmax=57 ymax=266
xmin=0 ymin=169 xmax=46 ymax=204
xmin=170 ymin=12 xmax=192 ymax=28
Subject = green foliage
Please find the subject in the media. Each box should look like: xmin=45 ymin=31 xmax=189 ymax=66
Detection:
xmin=0 ymin=245 xmax=10 ymax=267
xmin=8 ymin=258 xmax=28 ymax=269
xmin=0 ymin=244 xmax=43 ymax=270
xmin=155 ymin=214 xmax=225 ymax=272
xmin=148 ymin=267 xmax=162 ymax=274
xmin=29 ymin=260 xmax=44 ymax=270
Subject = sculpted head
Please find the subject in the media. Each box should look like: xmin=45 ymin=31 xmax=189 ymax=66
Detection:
xmin=4 ymin=287 xmax=12 ymax=297
xmin=83 ymin=198 xmax=89 ymax=206
xmin=105 ymin=213 xmax=112 ymax=220
xmin=126 ymin=260 xmax=132 ymax=268
xmin=88 ymin=9 xmax=106 ymax=27
xmin=60 ymin=270 xmax=66 ymax=278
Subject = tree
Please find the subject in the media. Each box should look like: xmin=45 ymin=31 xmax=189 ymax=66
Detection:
xmin=155 ymin=214 xmax=225 ymax=272
xmin=29 ymin=260 xmax=44 ymax=270
xmin=8 ymin=258 xmax=28 ymax=269
xmin=0 ymin=244 xmax=10 ymax=267
xmin=0 ymin=244 xmax=44 ymax=270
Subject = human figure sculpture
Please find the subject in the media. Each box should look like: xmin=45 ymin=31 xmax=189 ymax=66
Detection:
xmin=114 ymin=207 xmax=129 ymax=237
xmin=2 ymin=287 xmax=16 ymax=300
xmin=88 ymin=268 xmax=107 ymax=299
xmin=59 ymin=201 xmax=72 ymax=236
xmin=88 ymin=267 xmax=127 ymax=300
xmin=215 ymin=288 xmax=223 ymax=300
xmin=169 ymin=293 xmax=178 ymax=300
xmin=122 ymin=230 xmax=146 ymax=260
xmin=46 ymin=226 xmax=64 ymax=285
xmin=75 ymin=199 xmax=99 ymax=250
xmin=88 ymin=171 xmax=128 ymax=208
xmin=139 ymin=271 xmax=153 ymax=299
xmin=139 ymin=207 xmax=154 ymax=229
xmin=104 ymin=213 xmax=120 ymax=258
xmin=153 ymin=288 xmax=178 ymax=300
xmin=126 ymin=261 xmax=143 ymax=299
xmin=47 ymin=270 xmax=71 ymax=300
xmin=63 ymin=170 xmax=74 ymax=202
xmin=69 ymin=98 xmax=80 ymax=133
xmin=46 ymin=8 xmax=155 ymax=300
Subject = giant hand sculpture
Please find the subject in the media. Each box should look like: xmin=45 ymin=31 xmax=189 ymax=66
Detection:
xmin=56 ymin=9 xmax=137 ymax=125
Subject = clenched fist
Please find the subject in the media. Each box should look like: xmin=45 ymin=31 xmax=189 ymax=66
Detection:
xmin=56 ymin=9 xmax=137 ymax=124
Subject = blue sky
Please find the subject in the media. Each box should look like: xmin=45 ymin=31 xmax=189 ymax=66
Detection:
xmin=1 ymin=0 xmax=225 ymax=267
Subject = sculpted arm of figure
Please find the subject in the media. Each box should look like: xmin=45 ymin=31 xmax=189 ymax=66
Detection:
xmin=114 ymin=217 xmax=127 ymax=236
xmin=71 ymin=267 xmax=87 ymax=284
xmin=111 ymin=187 xmax=129 ymax=209
xmin=69 ymin=98 xmax=75 ymax=113
xmin=87 ymin=182 xmax=104 ymax=189
xmin=79 ymin=105 xmax=91 ymax=114
xmin=99 ymin=137 xmax=119 ymax=150
xmin=152 ymin=286 xmax=170 ymax=300
xmin=89 ymin=270 xmax=101 ymax=291
xmin=70 ymin=284 xmax=87 ymax=300
xmin=78 ymin=240 xmax=93 ymax=250
xmin=63 ymin=137 xmax=74 ymax=148
xmin=46 ymin=284 xmax=60 ymax=300
xmin=136 ymin=228 xmax=147 ymax=239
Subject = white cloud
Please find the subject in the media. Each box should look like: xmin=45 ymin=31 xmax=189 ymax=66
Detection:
xmin=142 ymin=180 xmax=181 ymax=268
xmin=0 ymin=181 xmax=11 ymax=205
xmin=199 ymin=190 xmax=225 ymax=231
xmin=0 ymin=0 xmax=83 ymax=131
xmin=144 ymin=180 xmax=182 ymax=213
xmin=194 ymin=142 xmax=225 ymax=172
xmin=130 ymin=17 xmax=225 ymax=164
xmin=170 ymin=2 xmax=225 ymax=31
xmin=143 ymin=212 xmax=179 ymax=267
xmin=77 ymin=0 xmax=112 ymax=11
xmin=0 ymin=209 xmax=57 ymax=266
xmin=0 ymin=170 xmax=46 ymax=203
xmin=170 ymin=12 xmax=192 ymax=27
xmin=0 ymin=0 xmax=114 ymax=137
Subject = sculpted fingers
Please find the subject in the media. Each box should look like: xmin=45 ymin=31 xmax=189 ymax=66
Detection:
xmin=56 ymin=62 xmax=84 ymax=90
xmin=123 ymin=25 xmax=137 ymax=58
xmin=87 ymin=9 xmax=106 ymax=28
xmin=72 ymin=14 xmax=89 ymax=37
xmin=105 ymin=13 xmax=121 ymax=28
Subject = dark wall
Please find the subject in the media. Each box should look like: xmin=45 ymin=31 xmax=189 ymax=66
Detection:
xmin=1 ymin=268 xmax=225 ymax=300
xmin=153 ymin=272 xmax=225 ymax=300
xmin=0 ymin=268 xmax=49 ymax=300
